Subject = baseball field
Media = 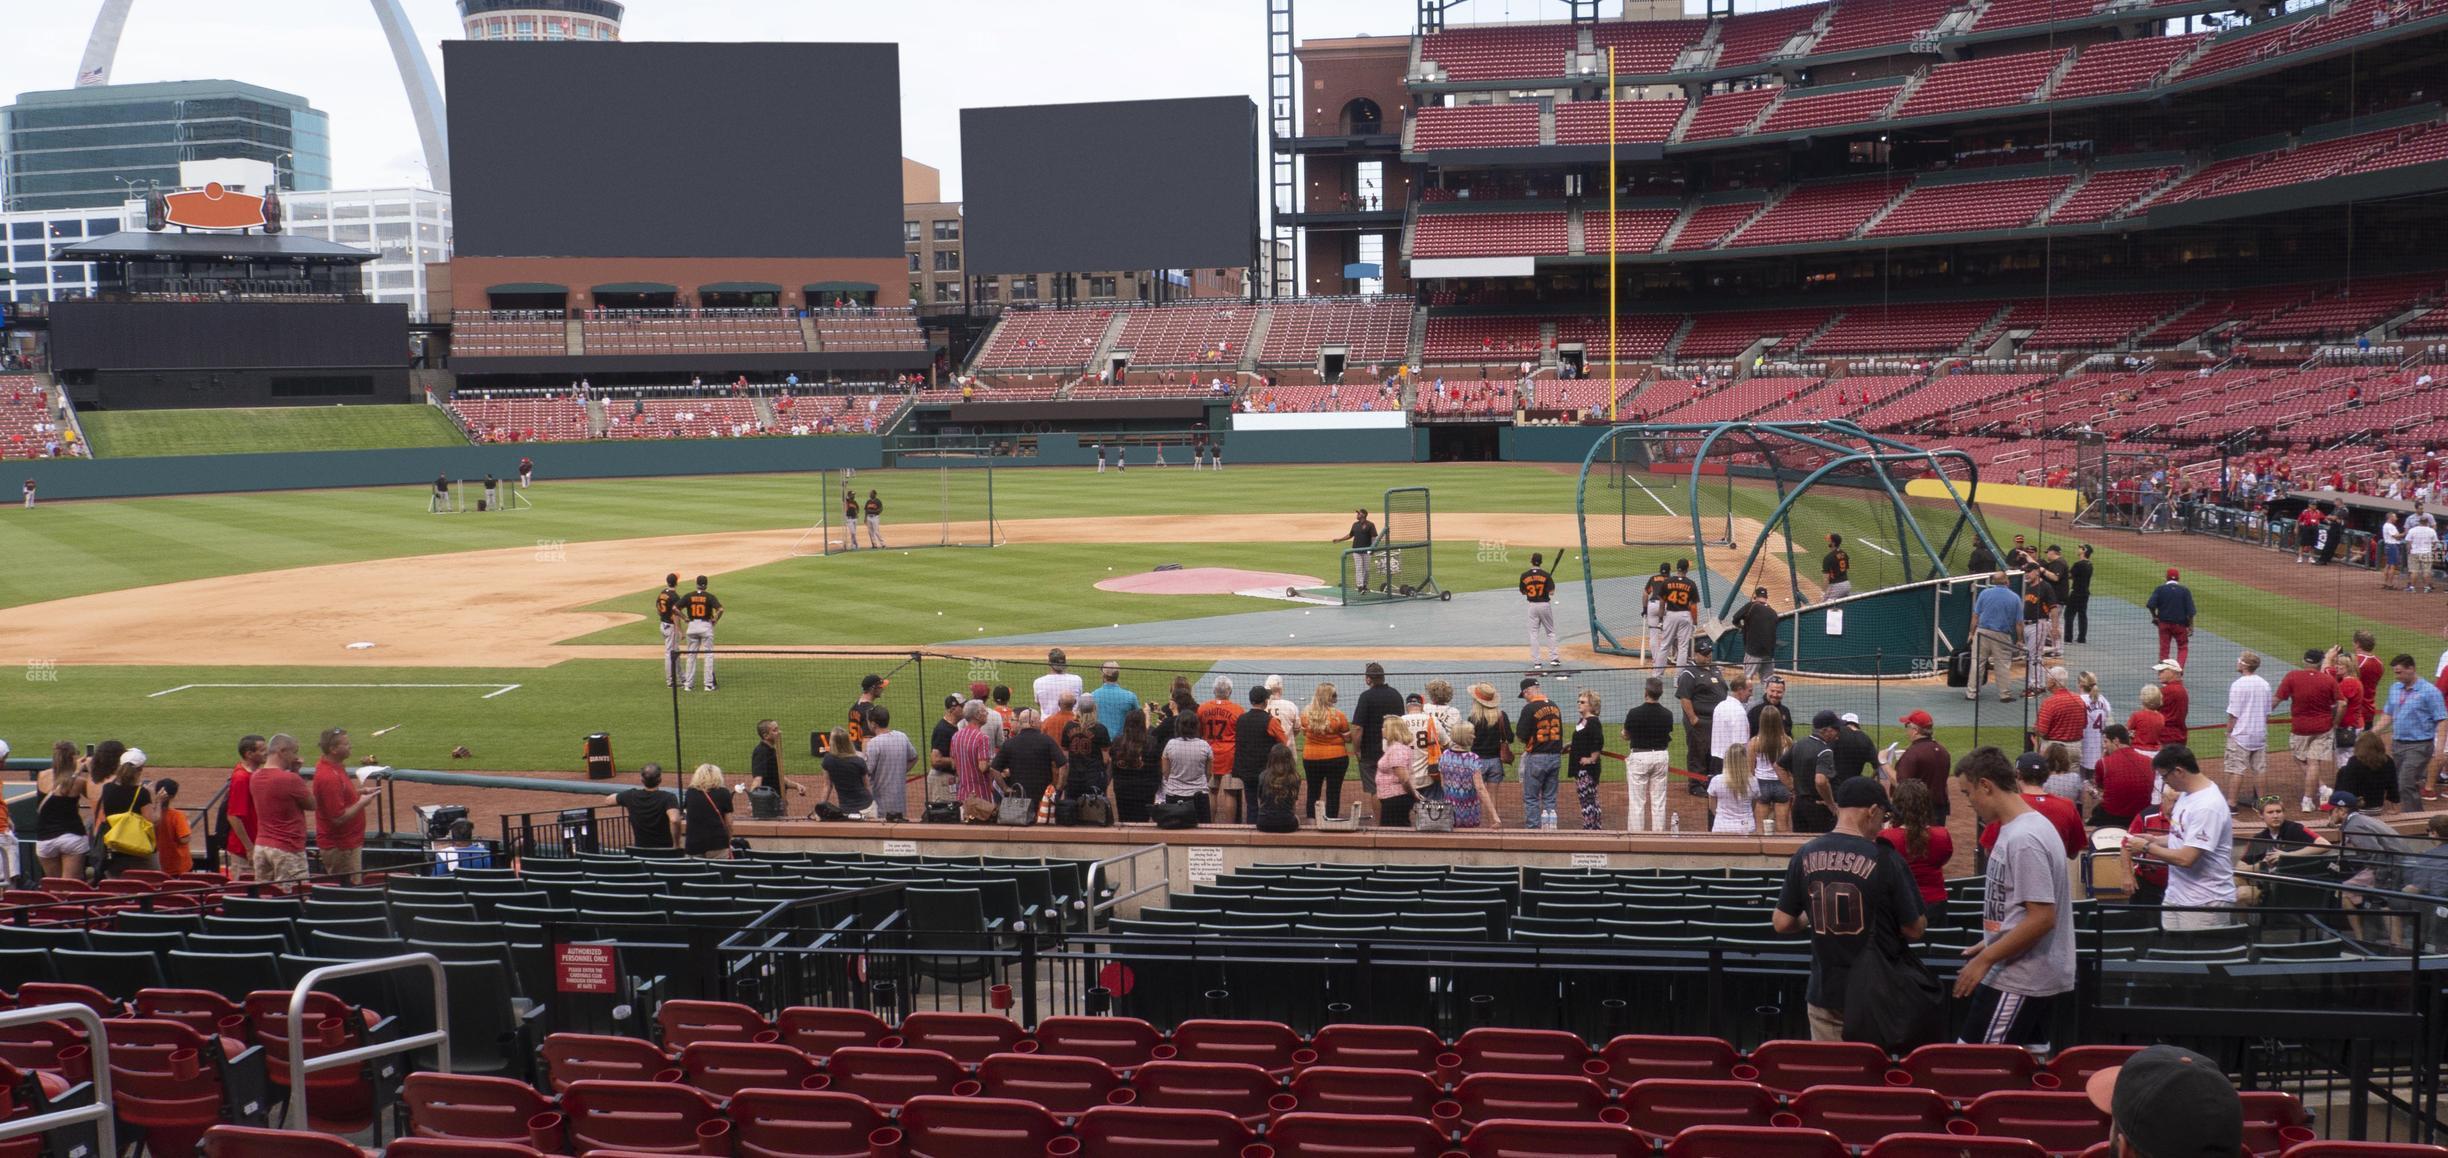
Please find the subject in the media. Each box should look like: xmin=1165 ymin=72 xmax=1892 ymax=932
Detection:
xmin=2 ymin=460 xmax=2392 ymax=783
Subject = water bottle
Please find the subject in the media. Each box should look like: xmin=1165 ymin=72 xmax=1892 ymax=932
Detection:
xmin=1543 ymin=807 xmax=1558 ymax=829
xmin=1669 ymin=812 xmax=1681 ymax=835
xmin=1762 ymin=816 xmax=1776 ymax=836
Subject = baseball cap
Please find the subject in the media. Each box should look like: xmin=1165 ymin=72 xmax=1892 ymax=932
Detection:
xmin=2152 ymin=660 xmax=2184 ymax=674
xmin=1265 ymin=674 xmax=1285 ymax=692
xmin=1692 ymin=636 xmax=1715 ymax=654
xmin=1754 ymin=586 xmax=1770 ymax=597
xmin=2303 ymin=647 xmax=2326 ymax=665
xmin=1833 ymin=777 xmax=1890 ymax=811
xmin=2328 ymin=791 xmax=2363 ymax=813
xmin=1839 ymin=712 xmax=1860 ymax=725
xmin=1408 ymin=693 xmax=1426 ymax=706
xmin=1898 ymin=709 xmax=1934 ymax=729
xmin=1518 ymin=677 xmax=1541 ymax=695
xmin=122 ymin=748 xmax=148 ymax=769
xmin=0 ymin=739 xmax=9 ymax=762
xmin=1811 ymin=710 xmax=1841 ymax=730
xmin=943 ymin=694 xmax=963 ymax=710
xmin=2166 ymin=567 xmax=2181 ymax=580
xmin=2015 ymin=751 xmax=2047 ymax=778
xmin=968 ymin=681 xmax=991 ymax=700
xmin=2084 ymin=1046 xmax=2242 ymax=1158
xmin=861 ymin=674 xmax=887 ymax=692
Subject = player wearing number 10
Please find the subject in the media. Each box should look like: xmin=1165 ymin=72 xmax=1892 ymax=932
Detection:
xmin=1773 ymin=776 xmax=1927 ymax=1041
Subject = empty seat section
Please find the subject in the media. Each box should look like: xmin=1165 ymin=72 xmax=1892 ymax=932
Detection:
xmin=1729 ymin=178 xmax=1903 ymax=248
xmin=1259 ymin=298 xmax=1413 ymax=365
xmin=1425 ymin=316 xmax=1544 ymax=363
xmin=2003 ymin=293 xmax=2193 ymax=348
xmin=1413 ymin=104 xmax=1541 ymax=150
xmin=1867 ymin=175 xmax=2071 ymax=238
xmin=1895 ymin=50 xmax=2067 ymax=119
xmin=2045 ymin=167 xmax=2179 ymax=224
xmin=1810 ymin=0 xmax=1958 ymax=56
xmin=1558 ymin=313 xmax=1683 ymax=361
xmin=1413 ymin=212 xmax=1570 ymax=259
xmin=450 ymin=395 xmax=590 ymax=443
xmin=609 ymin=398 xmax=760 ymax=440
xmin=1858 ymin=373 xmax=2045 ymax=429
xmin=1669 ymin=201 xmax=1768 ymax=251
xmin=1591 ymin=19 xmax=1710 ymax=72
xmin=1108 ymin=303 xmax=1258 ymax=368
xmin=1555 ymin=100 xmax=1686 ymax=145
xmin=1714 ymin=5 xmax=1825 ymax=69
xmin=578 ymin=311 xmax=805 ymax=355
xmin=1420 ymin=23 xmax=1579 ymax=81
xmin=1682 ymin=87 xmax=1780 ymax=141
xmin=812 ymin=309 xmax=925 ymax=352
xmin=2051 ymin=35 xmax=2206 ymax=100
xmin=1974 ymin=0 xmax=2104 ymax=33
xmin=1755 ymin=83 xmax=1903 ymax=135
xmin=1675 ymin=308 xmax=1832 ymax=358
xmin=976 ymin=308 xmax=1115 ymax=371
xmin=1804 ymin=300 xmax=2001 ymax=355
xmin=451 ymin=312 xmax=567 ymax=356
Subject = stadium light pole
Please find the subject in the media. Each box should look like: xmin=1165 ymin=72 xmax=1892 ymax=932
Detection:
xmin=1606 ymin=46 xmax=1618 ymax=423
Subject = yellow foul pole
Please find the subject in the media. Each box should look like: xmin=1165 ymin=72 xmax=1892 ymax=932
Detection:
xmin=1606 ymin=46 xmax=1619 ymax=422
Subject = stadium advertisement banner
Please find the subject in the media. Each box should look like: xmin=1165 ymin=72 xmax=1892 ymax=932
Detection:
xmin=1231 ymin=411 xmax=1408 ymax=432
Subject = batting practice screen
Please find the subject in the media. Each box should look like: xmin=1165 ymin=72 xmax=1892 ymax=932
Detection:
xmin=444 ymin=41 xmax=904 ymax=259
xmin=1341 ymin=486 xmax=1443 ymax=604
xmin=959 ymin=96 xmax=1260 ymax=275
xmin=795 ymin=465 xmax=999 ymax=556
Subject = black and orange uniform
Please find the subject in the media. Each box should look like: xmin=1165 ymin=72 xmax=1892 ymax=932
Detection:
xmin=683 ymin=588 xmax=721 ymax=623
xmin=1659 ymin=573 xmax=1699 ymax=615
xmin=1823 ymin=548 xmax=1851 ymax=587
xmin=864 ymin=495 xmax=883 ymax=519
xmin=1518 ymin=567 xmax=1554 ymax=602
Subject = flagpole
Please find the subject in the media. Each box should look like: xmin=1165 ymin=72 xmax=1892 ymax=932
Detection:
xmin=1607 ymin=45 xmax=1619 ymax=423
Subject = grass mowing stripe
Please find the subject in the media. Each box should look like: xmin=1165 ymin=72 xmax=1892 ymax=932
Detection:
xmin=83 ymin=405 xmax=468 ymax=458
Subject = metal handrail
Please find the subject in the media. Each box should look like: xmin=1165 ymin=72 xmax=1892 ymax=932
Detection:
xmin=1087 ymin=843 xmax=1172 ymax=916
xmin=286 ymin=953 xmax=450 ymax=1130
xmin=0 ymin=1003 xmax=114 ymax=1154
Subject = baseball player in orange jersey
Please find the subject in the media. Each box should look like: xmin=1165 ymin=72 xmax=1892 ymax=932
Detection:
xmin=1520 ymin=553 xmax=1559 ymax=669
xmin=841 ymin=486 xmax=861 ymax=551
xmin=654 ymin=573 xmax=681 ymax=686
xmin=1657 ymin=562 xmax=1701 ymax=673
xmin=864 ymin=490 xmax=886 ymax=548
xmin=678 ymin=576 xmax=723 ymax=691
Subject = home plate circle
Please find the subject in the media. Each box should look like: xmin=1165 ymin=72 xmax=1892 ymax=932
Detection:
xmin=1095 ymin=567 xmax=1325 ymax=597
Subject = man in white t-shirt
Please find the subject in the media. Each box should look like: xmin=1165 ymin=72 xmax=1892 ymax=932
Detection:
xmin=1711 ymin=672 xmax=1756 ymax=786
xmin=2407 ymin=517 xmax=2440 ymax=593
xmin=1033 ymin=648 xmax=1084 ymax=721
xmin=1263 ymin=674 xmax=1305 ymax=748
xmin=2381 ymin=514 xmax=2406 ymax=591
xmin=2128 ymin=744 xmax=2236 ymax=931
xmin=2223 ymin=650 xmax=2273 ymax=802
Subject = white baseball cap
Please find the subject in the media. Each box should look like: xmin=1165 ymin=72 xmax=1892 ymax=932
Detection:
xmin=121 ymin=747 xmax=147 ymax=768
xmin=0 ymin=739 xmax=10 ymax=762
xmin=1839 ymin=713 xmax=1861 ymax=725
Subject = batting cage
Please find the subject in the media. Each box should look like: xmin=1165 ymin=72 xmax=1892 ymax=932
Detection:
xmin=1574 ymin=421 xmax=2002 ymax=677
xmin=2071 ymin=432 xmax=2175 ymax=534
xmin=792 ymin=464 xmax=1000 ymax=556
xmin=1338 ymin=485 xmax=1449 ymax=605
xmin=1596 ymin=430 xmax=1736 ymax=548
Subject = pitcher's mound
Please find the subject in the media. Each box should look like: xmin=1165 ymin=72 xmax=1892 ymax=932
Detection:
xmin=1097 ymin=567 xmax=1326 ymax=596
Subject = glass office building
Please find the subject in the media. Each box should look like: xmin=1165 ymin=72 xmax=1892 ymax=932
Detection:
xmin=1 ymin=80 xmax=331 ymax=212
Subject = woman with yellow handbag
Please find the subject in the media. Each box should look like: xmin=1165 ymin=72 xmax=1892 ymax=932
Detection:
xmin=89 ymin=742 xmax=161 ymax=879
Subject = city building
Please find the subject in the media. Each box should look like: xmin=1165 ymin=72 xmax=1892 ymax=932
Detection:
xmin=899 ymin=160 xmax=1246 ymax=309
xmin=1 ymin=80 xmax=331 ymax=212
xmin=458 ymin=0 xmax=625 ymax=41
xmin=0 ymin=202 xmax=133 ymax=304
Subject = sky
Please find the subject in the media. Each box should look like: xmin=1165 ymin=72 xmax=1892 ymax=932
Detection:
xmin=0 ymin=0 xmax=1684 ymax=202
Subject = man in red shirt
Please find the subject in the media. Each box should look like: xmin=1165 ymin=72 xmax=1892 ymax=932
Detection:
xmin=311 ymin=727 xmax=384 ymax=884
xmin=2153 ymin=661 xmax=2190 ymax=746
xmin=2091 ymin=724 xmax=2154 ymax=828
xmin=224 ymin=734 xmax=267 ymax=878
xmin=1978 ymin=750 xmax=2085 ymax=858
xmin=248 ymin=734 xmax=314 ymax=885
xmin=2270 ymin=648 xmax=2340 ymax=813
xmin=2032 ymin=666 xmax=2086 ymax=749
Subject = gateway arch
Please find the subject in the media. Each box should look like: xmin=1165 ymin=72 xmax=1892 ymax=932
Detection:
xmin=76 ymin=0 xmax=451 ymax=191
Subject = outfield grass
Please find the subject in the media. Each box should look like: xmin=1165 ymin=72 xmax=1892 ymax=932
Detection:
xmin=80 ymin=405 xmax=471 ymax=459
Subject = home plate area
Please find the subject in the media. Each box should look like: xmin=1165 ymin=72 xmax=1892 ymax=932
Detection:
xmin=1093 ymin=566 xmax=1328 ymax=602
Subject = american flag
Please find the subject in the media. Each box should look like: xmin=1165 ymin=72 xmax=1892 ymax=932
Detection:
xmin=76 ymin=67 xmax=105 ymax=87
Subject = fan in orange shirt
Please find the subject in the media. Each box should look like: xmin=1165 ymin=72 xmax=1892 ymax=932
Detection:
xmin=1197 ymin=676 xmax=1246 ymax=812
xmin=154 ymin=778 xmax=195 ymax=876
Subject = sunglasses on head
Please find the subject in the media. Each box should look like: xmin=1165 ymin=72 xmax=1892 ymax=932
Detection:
xmin=2257 ymin=795 xmax=2285 ymax=807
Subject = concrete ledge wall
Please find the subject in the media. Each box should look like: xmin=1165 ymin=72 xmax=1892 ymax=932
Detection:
xmin=1501 ymin=425 xmax=1611 ymax=462
xmin=904 ymin=430 xmax=1418 ymax=469
xmin=22 ymin=436 xmax=885 ymax=501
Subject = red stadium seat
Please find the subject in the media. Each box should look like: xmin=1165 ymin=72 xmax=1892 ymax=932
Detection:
xmin=2281 ymin=1146 xmax=2448 ymax=1158
xmin=1128 ymin=1059 xmax=1281 ymax=1123
xmin=1790 ymin=1084 xmax=1957 ymax=1148
xmin=1744 ymin=1040 xmax=1892 ymax=1096
xmin=1665 ymin=1125 xmax=1851 ymax=1158
xmin=654 ymin=999 xmax=771 ymax=1050
xmin=1466 ymin=1118 xmax=1652 ymax=1158
xmin=542 ymin=1033 xmax=674 ymax=1092
xmin=1454 ymin=1027 xmax=1594 ymax=1077
xmin=1902 ymin=1043 xmax=2042 ymax=1102
xmin=977 ymin=1050 xmax=1124 ymax=1116
xmin=817 ymin=1045 xmax=965 ymax=1108
xmin=243 ymin=989 xmax=377 ymax=1134
xmin=676 ymin=1040 xmax=818 ymax=1098
xmin=132 ymin=988 xmax=244 ymax=1039
xmin=0 ymin=1018 xmax=83 ymax=1075
xmin=898 ymin=1094 xmax=1067 ymax=1157
xmin=2043 ymin=1046 xmax=2138 ymax=1090
xmin=2240 ymin=1091 xmax=2312 ymax=1157
xmin=559 ymin=1079 xmax=724 ymax=1155
xmin=107 ymin=1017 xmax=241 ymax=1158
xmin=1287 ymin=1064 xmax=1442 ymax=1119
xmin=17 ymin=982 xmax=120 ymax=1017
xmin=1453 ymin=1071 xmax=1616 ymax=1125
xmin=405 ymin=1072 xmax=555 ymax=1143
xmin=727 ymin=1088 xmax=889 ymax=1158
xmin=775 ymin=1006 xmax=891 ymax=1059
xmin=897 ymin=1011 xmax=1030 ymax=1065
xmin=204 ymin=1125 xmax=367 ymax=1158
xmin=1963 ymin=1091 xmax=2112 ymax=1155
xmin=1030 ymin=1015 xmax=1163 ymax=1069
xmin=388 ymin=1141 xmax=550 ymax=1158
xmin=1868 ymin=1134 xmax=2053 ymax=1158
xmin=1267 ymin=1111 xmax=1453 ymax=1158
xmin=1621 ymin=1079 xmax=1779 ymax=1142
xmin=1309 ymin=1024 xmax=1446 ymax=1073
xmin=1600 ymin=1035 xmax=1744 ymax=1087
xmin=1072 ymin=1105 xmax=1256 ymax=1157
xmin=1169 ymin=1018 xmax=1305 ymax=1075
